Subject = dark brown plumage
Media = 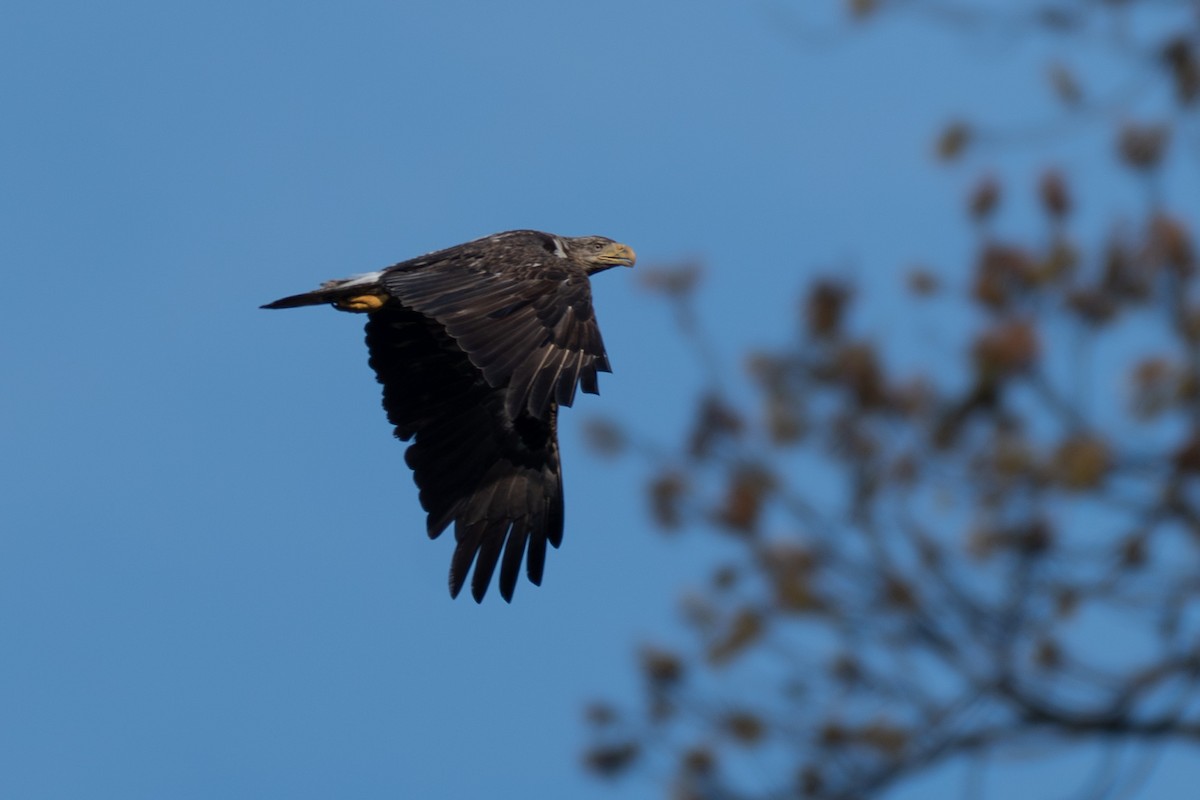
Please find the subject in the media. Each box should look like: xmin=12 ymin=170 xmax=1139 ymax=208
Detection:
xmin=262 ymin=230 xmax=634 ymax=602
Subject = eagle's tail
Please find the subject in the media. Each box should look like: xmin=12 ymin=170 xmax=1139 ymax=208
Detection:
xmin=260 ymin=290 xmax=332 ymax=309
xmin=261 ymin=270 xmax=386 ymax=310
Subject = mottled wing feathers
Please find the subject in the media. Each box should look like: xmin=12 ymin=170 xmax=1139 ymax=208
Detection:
xmin=380 ymin=239 xmax=610 ymax=419
xmin=364 ymin=305 xmax=564 ymax=602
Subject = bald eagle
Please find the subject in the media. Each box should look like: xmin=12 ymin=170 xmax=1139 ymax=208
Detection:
xmin=262 ymin=230 xmax=635 ymax=602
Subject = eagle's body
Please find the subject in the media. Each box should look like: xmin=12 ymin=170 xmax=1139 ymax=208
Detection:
xmin=262 ymin=230 xmax=634 ymax=602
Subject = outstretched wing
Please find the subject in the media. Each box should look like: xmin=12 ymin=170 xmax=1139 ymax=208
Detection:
xmin=380 ymin=258 xmax=610 ymax=419
xmin=364 ymin=304 xmax=564 ymax=602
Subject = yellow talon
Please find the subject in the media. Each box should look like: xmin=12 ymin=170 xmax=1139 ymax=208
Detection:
xmin=334 ymin=294 xmax=388 ymax=313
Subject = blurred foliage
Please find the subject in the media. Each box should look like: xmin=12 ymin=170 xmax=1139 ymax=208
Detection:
xmin=583 ymin=1 xmax=1200 ymax=798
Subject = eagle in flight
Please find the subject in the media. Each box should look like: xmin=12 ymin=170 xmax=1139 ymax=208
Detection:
xmin=262 ymin=230 xmax=635 ymax=602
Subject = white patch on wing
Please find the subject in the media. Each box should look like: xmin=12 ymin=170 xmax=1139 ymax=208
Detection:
xmin=336 ymin=270 xmax=384 ymax=289
xmin=551 ymin=237 xmax=569 ymax=259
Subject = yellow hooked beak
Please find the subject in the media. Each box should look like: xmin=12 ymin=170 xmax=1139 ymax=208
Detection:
xmin=597 ymin=241 xmax=636 ymax=268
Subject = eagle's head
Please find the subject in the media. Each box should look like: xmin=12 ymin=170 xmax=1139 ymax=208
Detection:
xmin=561 ymin=235 xmax=637 ymax=275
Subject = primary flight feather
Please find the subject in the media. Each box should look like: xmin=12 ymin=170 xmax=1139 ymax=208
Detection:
xmin=262 ymin=229 xmax=634 ymax=602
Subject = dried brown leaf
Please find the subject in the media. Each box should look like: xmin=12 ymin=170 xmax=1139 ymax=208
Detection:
xmin=581 ymin=417 xmax=626 ymax=456
xmin=760 ymin=545 xmax=825 ymax=613
xmin=766 ymin=398 xmax=807 ymax=445
xmin=713 ymin=465 xmax=774 ymax=534
xmin=1120 ymin=535 xmax=1148 ymax=568
xmin=584 ymin=742 xmax=640 ymax=777
xmin=907 ymin=267 xmax=940 ymax=296
xmin=1161 ymin=36 xmax=1200 ymax=105
xmin=689 ymin=394 xmax=744 ymax=458
xmin=1175 ymin=431 xmax=1200 ymax=474
xmin=641 ymin=646 xmax=685 ymax=687
xmin=707 ymin=608 xmax=764 ymax=665
xmin=1118 ymin=123 xmax=1170 ymax=171
xmin=830 ymin=653 xmax=863 ymax=685
xmin=649 ymin=472 xmax=688 ymax=530
xmin=881 ymin=575 xmax=917 ymax=611
xmin=1067 ymin=287 xmax=1118 ymax=326
xmin=1039 ymin=238 xmax=1078 ymax=282
xmin=972 ymin=320 xmax=1040 ymax=378
xmin=858 ymin=721 xmax=909 ymax=756
xmin=638 ymin=262 xmax=702 ymax=297
xmin=584 ymin=702 xmax=617 ymax=726
xmin=682 ymin=746 xmax=716 ymax=775
xmin=723 ymin=711 xmax=766 ymax=745
xmin=847 ymin=0 xmax=879 ymax=19
xmin=1034 ymin=638 xmax=1063 ymax=671
xmin=804 ymin=280 xmax=851 ymax=339
xmin=936 ymin=120 xmax=972 ymax=161
xmin=1130 ymin=357 xmax=1175 ymax=419
xmin=1055 ymin=587 xmax=1080 ymax=618
xmin=1052 ymin=435 xmax=1110 ymax=491
xmin=834 ymin=342 xmax=886 ymax=407
xmin=1047 ymin=62 xmax=1083 ymax=106
xmin=1149 ymin=214 xmax=1194 ymax=274
xmin=1038 ymin=169 xmax=1072 ymax=218
xmin=969 ymin=175 xmax=1001 ymax=220
xmin=973 ymin=243 xmax=1038 ymax=309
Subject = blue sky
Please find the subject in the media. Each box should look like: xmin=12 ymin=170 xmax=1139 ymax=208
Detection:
xmin=3 ymin=2 xmax=1198 ymax=798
